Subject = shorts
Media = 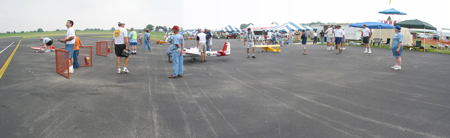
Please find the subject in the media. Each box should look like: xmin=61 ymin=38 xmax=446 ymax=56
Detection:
xmin=335 ymin=37 xmax=343 ymax=44
xmin=130 ymin=42 xmax=137 ymax=46
xmin=363 ymin=37 xmax=370 ymax=44
xmin=46 ymin=40 xmax=53 ymax=46
xmin=246 ymin=42 xmax=255 ymax=48
xmin=327 ymin=36 xmax=335 ymax=43
xmin=65 ymin=44 xmax=74 ymax=58
xmin=392 ymin=46 xmax=403 ymax=57
xmin=115 ymin=44 xmax=128 ymax=57
xmin=198 ymin=42 xmax=207 ymax=52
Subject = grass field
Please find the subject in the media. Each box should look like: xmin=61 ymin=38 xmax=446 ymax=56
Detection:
xmin=0 ymin=31 xmax=113 ymax=39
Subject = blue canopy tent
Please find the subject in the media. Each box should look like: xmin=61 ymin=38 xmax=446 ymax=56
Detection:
xmin=350 ymin=22 xmax=394 ymax=47
xmin=220 ymin=25 xmax=241 ymax=32
xmin=263 ymin=21 xmax=304 ymax=32
xmin=298 ymin=24 xmax=317 ymax=31
xmin=378 ymin=8 xmax=407 ymax=15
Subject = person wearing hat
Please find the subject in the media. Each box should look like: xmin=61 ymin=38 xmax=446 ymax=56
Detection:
xmin=334 ymin=25 xmax=344 ymax=55
xmin=144 ymin=29 xmax=151 ymax=51
xmin=128 ymin=28 xmax=138 ymax=54
xmin=168 ymin=25 xmax=184 ymax=78
xmin=362 ymin=24 xmax=372 ymax=53
xmin=208 ymin=29 xmax=213 ymax=51
xmin=113 ymin=21 xmax=130 ymax=74
xmin=244 ymin=28 xmax=256 ymax=58
xmin=391 ymin=25 xmax=403 ymax=70
xmin=325 ymin=25 xmax=335 ymax=51
xmin=40 ymin=37 xmax=53 ymax=52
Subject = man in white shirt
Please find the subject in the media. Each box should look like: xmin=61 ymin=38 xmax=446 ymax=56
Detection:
xmin=113 ymin=21 xmax=130 ymax=74
xmin=60 ymin=20 xmax=76 ymax=74
xmin=325 ymin=26 xmax=335 ymax=50
xmin=40 ymin=37 xmax=53 ymax=52
xmin=196 ymin=28 xmax=207 ymax=62
xmin=334 ymin=25 xmax=344 ymax=55
xmin=362 ymin=24 xmax=372 ymax=53
xmin=244 ymin=28 xmax=256 ymax=58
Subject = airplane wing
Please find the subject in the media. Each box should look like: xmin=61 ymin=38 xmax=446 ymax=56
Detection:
xmin=183 ymin=47 xmax=200 ymax=56
xmin=254 ymin=45 xmax=280 ymax=48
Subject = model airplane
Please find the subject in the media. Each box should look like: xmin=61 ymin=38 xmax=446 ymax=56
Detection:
xmin=31 ymin=45 xmax=55 ymax=52
xmin=255 ymin=43 xmax=280 ymax=52
xmin=183 ymin=42 xmax=230 ymax=61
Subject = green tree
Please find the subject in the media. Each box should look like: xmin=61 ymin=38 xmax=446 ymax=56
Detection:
xmin=111 ymin=27 xmax=115 ymax=31
xmin=145 ymin=24 xmax=154 ymax=31
xmin=240 ymin=23 xmax=254 ymax=29
xmin=37 ymin=28 xmax=44 ymax=32
xmin=155 ymin=26 xmax=167 ymax=32
xmin=56 ymin=29 xmax=60 ymax=31
xmin=271 ymin=22 xmax=279 ymax=26
xmin=13 ymin=31 xmax=16 ymax=33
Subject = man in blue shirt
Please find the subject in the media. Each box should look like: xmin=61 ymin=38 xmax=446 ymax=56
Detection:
xmin=272 ymin=32 xmax=277 ymax=45
xmin=143 ymin=29 xmax=151 ymax=51
xmin=128 ymin=28 xmax=138 ymax=54
xmin=391 ymin=25 xmax=403 ymax=71
xmin=169 ymin=25 xmax=185 ymax=78
xmin=205 ymin=29 xmax=211 ymax=51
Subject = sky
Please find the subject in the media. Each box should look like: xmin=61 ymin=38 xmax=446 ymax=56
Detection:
xmin=0 ymin=0 xmax=449 ymax=33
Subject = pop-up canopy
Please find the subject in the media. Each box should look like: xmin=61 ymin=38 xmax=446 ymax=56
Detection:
xmin=378 ymin=8 xmax=407 ymax=15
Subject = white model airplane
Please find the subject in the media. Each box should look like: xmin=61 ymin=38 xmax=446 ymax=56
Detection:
xmin=184 ymin=42 xmax=231 ymax=61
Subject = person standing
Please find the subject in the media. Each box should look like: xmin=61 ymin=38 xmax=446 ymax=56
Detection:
xmin=278 ymin=31 xmax=284 ymax=46
xmin=334 ymin=25 xmax=344 ymax=55
xmin=113 ymin=21 xmax=130 ymax=74
xmin=143 ymin=29 xmax=151 ymax=51
xmin=40 ymin=37 xmax=53 ymax=52
xmin=196 ymin=28 xmax=207 ymax=62
xmin=244 ymin=28 xmax=256 ymax=58
xmin=60 ymin=20 xmax=76 ymax=74
xmin=325 ymin=26 xmax=335 ymax=51
xmin=320 ymin=30 xmax=325 ymax=44
xmin=168 ymin=25 xmax=184 ymax=78
xmin=272 ymin=32 xmax=277 ymax=45
xmin=313 ymin=30 xmax=318 ymax=44
xmin=391 ymin=25 xmax=403 ymax=70
xmin=342 ymin=28 xmax=346 ymax=50
xmin=205 ymin=29 xmax=212 ymax=51
xmin=362 ymin=24 xmax=372 ymax=53
xmin=209 ymin=29 xmax=213 ymax=51
xmin=137 ymin=31 xmax=143 ymax=44
xmin=73 ymin=32 xmax=83 ymax=68
xmin=128 ymin=28 xmax=138 ymax=54
xmin=301 ymin=30 xmax=307 ymax=55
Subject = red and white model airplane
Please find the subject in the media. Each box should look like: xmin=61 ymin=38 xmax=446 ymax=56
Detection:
xmin=183 ymin=42 xmax=231 ymax=61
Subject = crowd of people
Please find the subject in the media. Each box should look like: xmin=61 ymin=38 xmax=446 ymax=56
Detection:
xmin=43 ymin=21 xmax=404 ymax=78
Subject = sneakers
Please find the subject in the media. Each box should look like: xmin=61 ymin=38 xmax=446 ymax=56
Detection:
xmin=247 ymin=55 xmax=249 ymax=58
xmin=364 ymin=50 xmax=368 ymax=53
xmin=391 ymin=65 xmax=398 ymax=69
xmin=117 ymin=69 xmax=121 ymax=74
xmin=45 ymin=49 xmax=51 ymax=52
xmin=331 ymin=47 xmax=335 ymax=51
xmin=69 ymin=68 xmax=74 ymax=74
xmin=368 ymin=51 xmax=372 ymax=54
xmin=394 ymin=66 xmax=402 ymax=70
xmin=252 ymin=55 xmax=256 ymax=58
xmin=122 ymin=68 xmax=130 ymax=74
xmin=342 ymin=48 xmax=346 ymax=50
xmin=327 ymin=47 xmax=330 ymax=50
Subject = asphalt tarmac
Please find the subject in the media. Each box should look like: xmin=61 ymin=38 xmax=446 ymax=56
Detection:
xmin=0 ymin=36 xmax=449 ymax=138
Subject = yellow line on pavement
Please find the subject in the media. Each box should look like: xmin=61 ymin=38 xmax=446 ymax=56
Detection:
xmin=0 ymin=38 xmax=22 ymax=79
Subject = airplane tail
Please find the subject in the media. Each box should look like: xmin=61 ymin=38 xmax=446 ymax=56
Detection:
xmin=222 ymin=42 xmax=230 ymax=52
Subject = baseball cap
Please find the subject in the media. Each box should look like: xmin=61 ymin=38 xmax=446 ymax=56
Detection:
xmin=395 ymin=25 xmax=401 ymax=30
xmin=172 ymin=25 xmax=179 ymax=30
xmin=118 ymin=21 xmax=125 ymax=25
xmin=146 ymin=29 xmax=149 ymax=32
